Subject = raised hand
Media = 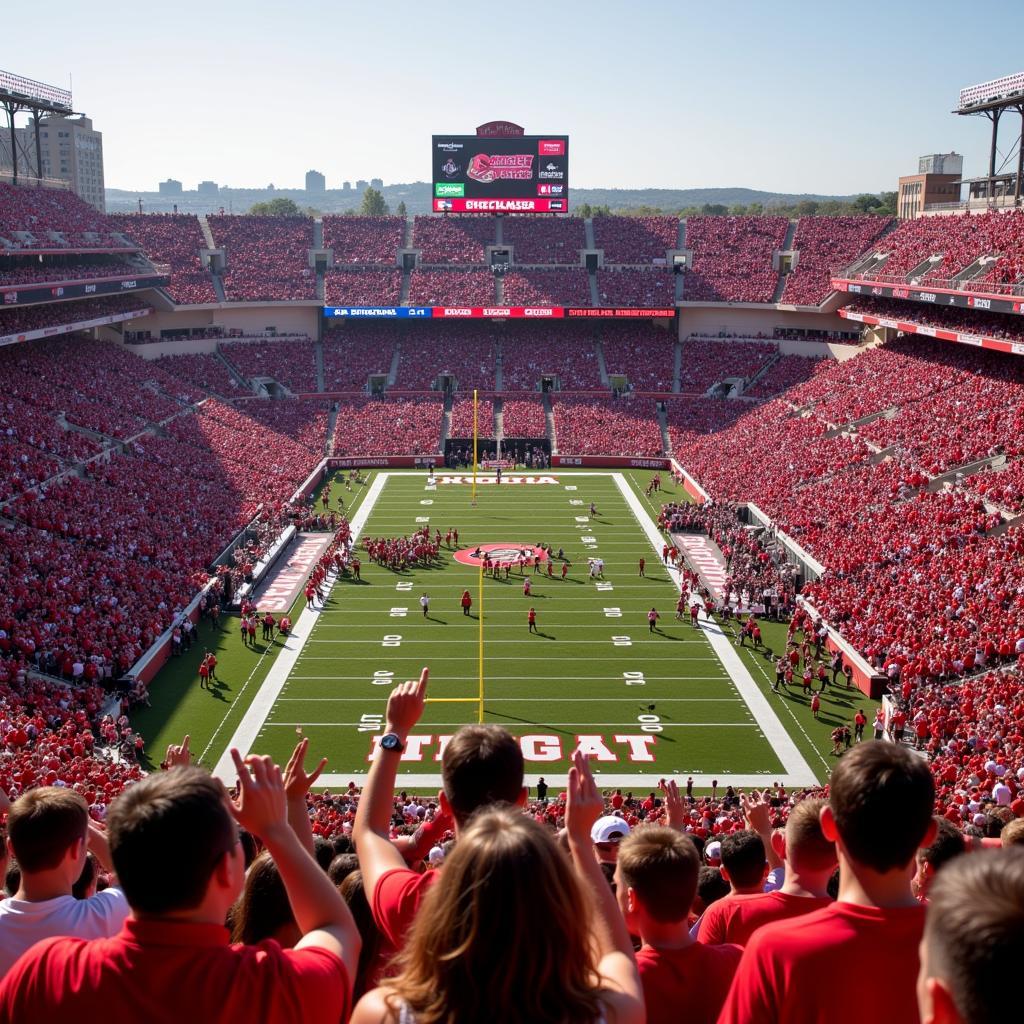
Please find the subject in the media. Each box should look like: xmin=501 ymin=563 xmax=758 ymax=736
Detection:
xmin=660 ymin=778 xmax=686 ymax=830
xmin=385 ymin=667 xmax=429 ymax=738
xmin=163 ymin=734 xmax=191 ymax=770
xmin=566 ymin=748 xmax=604 ymax=844
xmin=229 ymin=749 xmax=288 ymax=839
xmin=283 ymin=737 xmax=328 ymax=800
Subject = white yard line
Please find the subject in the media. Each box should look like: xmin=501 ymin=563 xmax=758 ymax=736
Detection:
xmin=315 ymin=773 xmax=790 ymax=788
xmin=612 ymin=472 xmax=819 ymax=787
xmin=211 ymin=472 xmax=389 ymax=783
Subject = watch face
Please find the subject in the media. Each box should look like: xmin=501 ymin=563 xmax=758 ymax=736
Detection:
xmin=381 ymin=733 xmax=403 ymax=752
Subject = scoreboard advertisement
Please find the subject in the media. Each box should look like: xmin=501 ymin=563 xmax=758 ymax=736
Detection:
xmin=432 ymin=135 xmax=569 ymax=213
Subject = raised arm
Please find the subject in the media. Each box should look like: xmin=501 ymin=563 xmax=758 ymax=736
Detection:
xmin=353 ymin=668 xmax=429 ymax=895
xmin=230 ymin=749 xmax=360 ymax=981
xmin=283 ymin=737 xmax=328 ymax=856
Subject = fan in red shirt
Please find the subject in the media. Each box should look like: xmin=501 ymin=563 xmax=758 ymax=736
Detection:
xmin=717 ymin=742 xmax=937 ymax=1024
xmin=696 ymin=799 xmax=835 ymax=947
xmin=0 ymin=746 xmax=361 ymax=1024
xmin=353 ymin=668 xmax=527 ymax=954
xmin=616 ymin=823 xmax=741 ymax=1024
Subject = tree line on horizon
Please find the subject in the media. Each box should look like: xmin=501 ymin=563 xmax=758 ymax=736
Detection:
xmin=245 ymin=189 xmax=896 ymax=219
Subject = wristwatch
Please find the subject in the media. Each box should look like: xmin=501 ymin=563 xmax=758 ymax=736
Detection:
xmin=380 ymin=733 xmax=405 ymax=753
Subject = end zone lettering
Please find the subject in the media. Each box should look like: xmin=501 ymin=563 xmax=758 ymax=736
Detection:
xmin=438 ymin=475 xmax=558 ymax=485
xmin=368 ymin=733 xmax=657 ymax=763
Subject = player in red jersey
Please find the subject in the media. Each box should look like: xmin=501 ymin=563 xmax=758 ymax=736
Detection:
xmin=639 ymin=557 xmax=646 ymax=577
xmin=528 ymin=608 xmax=538 ymax=634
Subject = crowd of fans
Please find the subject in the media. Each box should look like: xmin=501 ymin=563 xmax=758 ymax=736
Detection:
xmin=208 ymin=216 xmax=316 ymax=301
xmin=0 ymin=184 xmax=134 ymax=250
xmin=412 ymin=216 xmax=495 ymax=264
xmin=324 ymin=269 xmax=402 ymax=306
xmin=153 ymin=353 xmax=243 ymax=396
xmin=501 ymin=269 xmax=590 ymax=306
xmin=220 ymin=337 xmax=319 ymax=394
xmin=499 ymin=397 xmax=547 ymax=437
xmin=0 ymin=258 xmax=144 ymax=288
xmin=743 ymin=354 xmax=819 ymax=398
xmin=592 ymin=215 xmax=678 ymax=263
xmin=502 ymin=215 xmax=585 ymax=263
xmin=600 ymin=323 xmax=675 ymax=391
xmin=332 ymin=397 xmax=442 ymax=455
xmin=106 ymin=214 xmax=218 ymax=304
xmin=449 ymin=396 xmax=495 ymax=438
xmin=322 ymin=216 xmax=405 ymax=264
xmin=322 ymin=325 xmax=397 ymax=392
xmin=684 ymin=216 xmax=789 ymax=303
xmin=553 ymin=396 xmax=663 ymax=456
xmin=845 ymin=296 xmax=1024 ymax=344
xmin=596 ymin=268 xmax=675 ymax=307
xmin=408 ymin=269 xmax=496 ymax=307
xmin=679 ymin=338 xmax=777 ymax=393
xmin=501 ymin=327 xmax=604 ymax=390
xmin=780 ymin=216 xmax=892 ymax=305
xmin=395 ymin=327 xmax=495 ymax=391
xmin=0 ymin=296 xmax=151 ymax=340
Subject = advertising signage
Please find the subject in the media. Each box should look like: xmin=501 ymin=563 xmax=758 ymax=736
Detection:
xmin=324 ymin=306 xmax=675 ymax=320
xmin=832 ymin=278 xmax=1024 ymax=317
xmin=432 ymin=135 xmax=569 ymax=213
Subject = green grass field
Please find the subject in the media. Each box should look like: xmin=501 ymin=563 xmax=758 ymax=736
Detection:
xmin=134 ymin=468 xmax=855 ymax=789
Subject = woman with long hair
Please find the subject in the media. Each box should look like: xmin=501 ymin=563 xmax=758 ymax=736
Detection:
xmin=350 ymin=752 xmax=643 ymax=1024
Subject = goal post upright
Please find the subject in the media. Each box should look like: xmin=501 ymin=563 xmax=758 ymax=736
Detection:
xmin=478 ymin=558 xmax=484 ymax=723
xmin=471 ymin=388 xmax=478 ymax=507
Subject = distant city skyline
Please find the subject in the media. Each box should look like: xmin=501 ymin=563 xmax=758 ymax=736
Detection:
xmin=7 ymin=0 xmax=1022 ymax=195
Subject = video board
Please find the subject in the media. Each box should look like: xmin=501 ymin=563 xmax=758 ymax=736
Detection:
xmin=432 ymin=135 xmax=569 ymax=213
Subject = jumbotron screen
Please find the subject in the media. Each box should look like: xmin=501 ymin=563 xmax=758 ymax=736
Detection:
xmin=432 ymin=135 xmax=569 ymax=213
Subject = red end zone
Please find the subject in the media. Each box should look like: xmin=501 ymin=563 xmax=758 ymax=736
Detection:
xmin=453 ymin=543 xmax=548 ymax=567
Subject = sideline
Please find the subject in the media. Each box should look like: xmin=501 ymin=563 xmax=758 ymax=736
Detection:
xmin=613 ymin=472 xmax=819 ymax=787
xmin=211 ymin=472 xmax=388 ymax=782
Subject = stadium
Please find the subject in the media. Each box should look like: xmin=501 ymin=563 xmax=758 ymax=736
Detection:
xmin=0 ymin=21 xmax=1022 ymax=1024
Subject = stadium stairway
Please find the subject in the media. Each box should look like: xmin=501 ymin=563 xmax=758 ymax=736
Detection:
xmin=388 ymin=344 xmax=401 ymax=386
xmin=744 ymin=351 xmax=782 ymax=394
xmin=543 ymin=393 xmax=557 ymax=454
xmin=657 ymin=404 xmax=670 ymax=454
xmin=589 ymin=270 xmax=601 ymax=308
xmin=494 ymin=217 xmax=503 ymax=245
xmin=214 ymin=346 xmax=250 ymax=390
xmin=325 ymin=404 xmax=338 ymax=456
xmin=198 ymin=215 xmax=216 ymax=250
xmin=314 ymin=341 xmax=325 ymax=392
xmin=771 ymin=219 xmax=799 ymax=303
xmin=672 ymin=339 xmax=682 ymax=393
xmin=495 ymin=340 xmax=504 ymax=391
xmin=440 ymin=394 xmax=452 ymax=451
xmin=584 ymin=217 xmax=596 ymax=250
xmin=494 ymin=396 xmax=504 ymax=445
xmin=595 ymin=340 xmax=609 ymax=386
xmin=399 ymin=268 xmax=412 ymax=306
xmin=495 ymin=274 xmax=505 ymax=304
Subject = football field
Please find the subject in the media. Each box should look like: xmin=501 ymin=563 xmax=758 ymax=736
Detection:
xmin=209 ymin=470 xmax=819 ymax=789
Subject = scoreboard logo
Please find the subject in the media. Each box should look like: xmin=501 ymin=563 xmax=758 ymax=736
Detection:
xmin=435 ymin=182 xmax=465 ymax=197
xmin=538 ymin=139 xmax=565 ymax=155
xmin=537 ymin=184 xmax=564 ymax=196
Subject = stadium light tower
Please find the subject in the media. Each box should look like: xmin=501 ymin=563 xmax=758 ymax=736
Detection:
xmin=0 ymin=69 xmax=76 ymax=186
xmin=954 ymin=72 xmax=1024 ymax=205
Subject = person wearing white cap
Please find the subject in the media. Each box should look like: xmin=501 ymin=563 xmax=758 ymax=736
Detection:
xmin=591 ymin=815 xmax=631 ymax=864
xmin=427 ymin=846 xmax=445 ymax=867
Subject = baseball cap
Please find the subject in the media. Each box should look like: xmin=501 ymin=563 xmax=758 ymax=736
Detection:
xmin=704 ymin=840 xmax=723 ymax=863
xmin=428 ymin=846 xmax=445 ymax=865
xmin=591 ymin=815 xmax=631 ymax=844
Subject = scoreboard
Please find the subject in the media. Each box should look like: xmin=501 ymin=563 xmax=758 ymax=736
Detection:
xmin=432 ymin=135 xmax=569 ymax=213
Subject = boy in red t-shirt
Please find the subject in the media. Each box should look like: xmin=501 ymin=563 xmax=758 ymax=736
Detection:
xmin=718 ymin=742 xmax=937 ymax=1024
xmin=617 ymin=826 xmax=741 ymax=1024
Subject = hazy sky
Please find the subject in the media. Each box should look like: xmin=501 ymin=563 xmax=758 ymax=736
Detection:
xmin=8 ymin=0 xmax=1022 ymax=194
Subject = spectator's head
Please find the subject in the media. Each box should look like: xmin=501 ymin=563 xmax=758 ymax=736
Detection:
xmin=390 ymin=806 xmax=603 ymax=1022
xmin=328 ymin=852 xmax=360 ymax=888
xmin=107 ymin=766 xmax=242 ymax=918
xmin=230 ymin=852 xmax=299 ymax=947
xmin=913 ymin=817 xmax=966 ymax=900
xmin=7 ymin=787 xmax=89 ymax=892
xmin=772 ymin=798 xmax=836 ymax=881
xmin=439 ymin=725 xmax=525 ymax=828
xmin=822 ymin=742 xmax=936 ymax=876
xmin=720 ymin=829 xmax=768 ymax=893
xmin=615 ymin=826 xmax=699 ymax=937
xmin=1001 ymin=818 xmax=1024 ymax=849
xmin=918 ymin=849 xmax=1024 ymax=1024
xmin=72 ymin=852 xmax=98 ymax=901
xmin=591 ymin=814 xmax=631 ymax=864
xmin=694 ymin=865 xmax=729 ymax=916
xmin=340 ymin=869 xmax=381 ymax=1002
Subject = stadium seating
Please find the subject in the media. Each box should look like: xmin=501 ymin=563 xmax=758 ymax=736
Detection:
xmin=0 ymin=259 xmax=139 ymax=287
xmin=0 ymin=295 xmax=151 ymax=338
xmin=678 ymin=338 xmax=777 ymax=392
xmin=208 ymin=215 xmax=316 ymax=301
xmin=500 ymin=397 xmax=548 ymax=437
xmin=396 ymin=326 xmax=495 ymax=391
xmin=153 ymin=353 xmax=243 ymax=396
xmin=849 ymin=209 xmax=1024 ymax=290
xmin=501 ymin=327 xmax=603 ymax=391
xmin=596 ymin=268 xmax=675 ymax=307
xmin=592 ymin=215 xmax=678 ymax=263
xmin=408 ymin=269 xmax=496 ymax=307
xmin=967 ymin=457 xmax=1024 ymax=513
xmin=501 ymin=269 xmax=590 ymax=306
xmin=331 ymin=397 xmax=442 ymax=455
xmin=844 ymin=297 xmax=1024 ymax=344
xmin=743 ymin=354 xmax=819 ymax=398
xmin=323 ymin=268 xmax=402 ymax=306
xmin=321 ymin=215 xmax=404 ymax=264
xmin=450 ymin=397 xmax=495 ymax=437
xmin=322 ymin=325 xmax=398 ymax=392
xmin=600 ymin=323 xmax=675 ymax=391
xmin=412 ymin=216 xmax=496 ymax=263
xmin=0 ymin=183 xmax=134 ymax=250
xmin=219 ymin=338 xmax=318 ymax=394
xmin=553 ymin=396 xmax=663 ymax=456
xmin=502 ymin=216 xmax=585 ymax=264
xmin=780 ymin=216 xmax=892 ymax=305
xmin=684 ymin=216 xmax=788 ymax=303
xmin=106 ymin=214 xmax=218 ymax=304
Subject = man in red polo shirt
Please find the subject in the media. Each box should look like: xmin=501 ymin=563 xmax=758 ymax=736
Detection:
xmin=697 ymin=799 xmax=834 ymax=947
xmin=0 ymin=753 xmax=361 ymax=1024
xmin=717 ymin=742 xmax=937 ymax=1024
xmin=617 ymin=825 xmax=741 ymax=1024
xmin=354 ymin=667 xmax=526 ymax=952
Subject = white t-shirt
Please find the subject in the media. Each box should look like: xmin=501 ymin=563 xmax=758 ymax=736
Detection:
xmin=0 ymin=888 xmax=130 ymax=976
